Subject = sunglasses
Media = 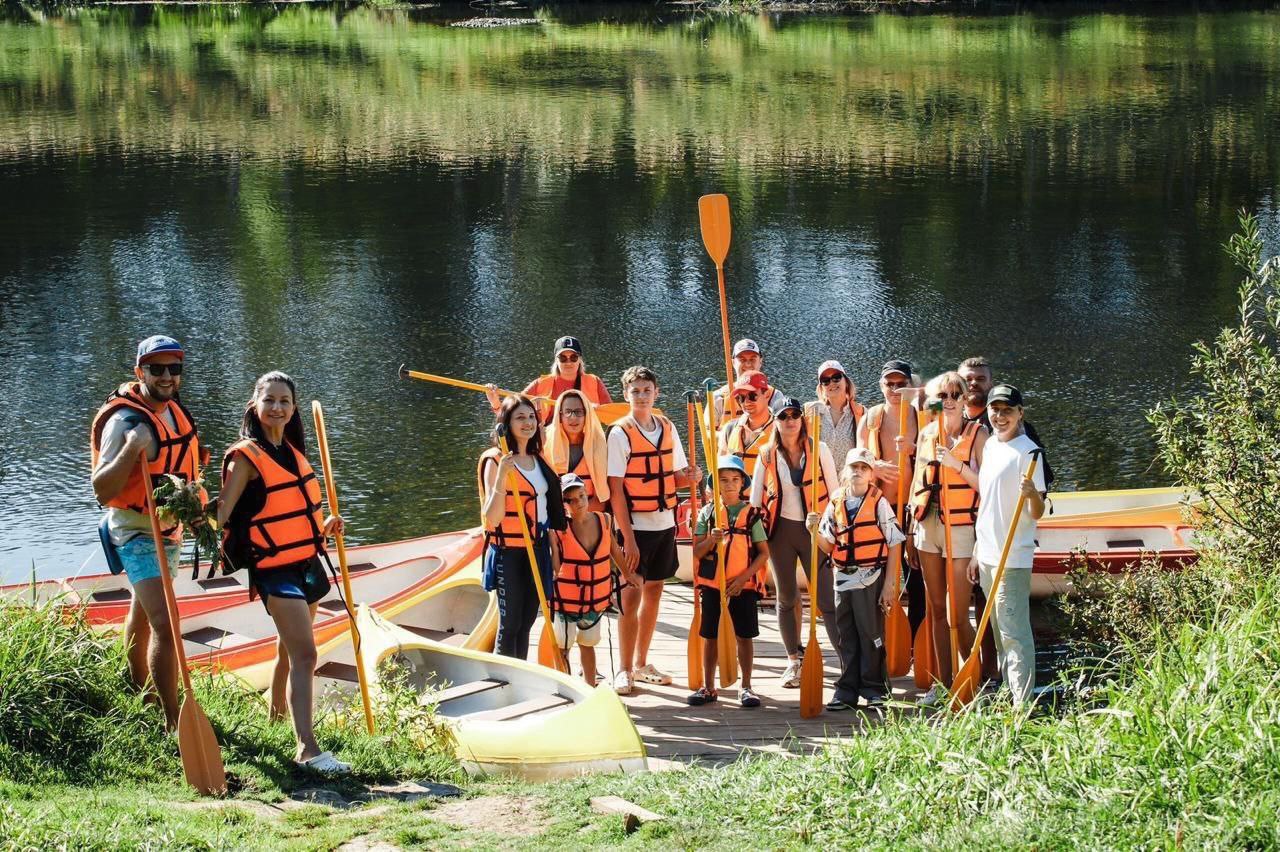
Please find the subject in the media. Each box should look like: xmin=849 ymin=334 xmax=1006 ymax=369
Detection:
xmin=819 ymin=373 xmax=845 ymax=386
xmin=734 ymin=392 xmax=760 ymax=403
xmin=883 ymin=380 xmax=907 ymax=390
xmin=557 ymin=353 xmax=580 ymax=363
xmin=776 ymin=410 xmax=802 ymax=422
xmin=144 ymin=363 xmax=184 ymax=377
xmin=935 ymin=391 xmax=963 ymax=401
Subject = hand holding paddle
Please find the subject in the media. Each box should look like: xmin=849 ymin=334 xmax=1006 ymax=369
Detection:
xmin=951 ymin=457 xmax=1040 ymax=711
xmin=799 ymin=412 xmax=824 ymax=718
xmin=140 ymin=463 xmax=226 ymax=796
xmin=312 ymin=401 xmax=375 ymax=735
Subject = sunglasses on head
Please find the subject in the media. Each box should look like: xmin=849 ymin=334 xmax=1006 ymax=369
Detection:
xmin=776 ymin=410 xmax=802 ymax=422
xmin=144 ymin=363 xmax=183 ymax=377
xmin=557 ymin=352 xmax=580 ymax=363
xmin=734 ymin=391 xmax=760 ymax=403
xmin=819 ymin=372 xmax=845 ymax=386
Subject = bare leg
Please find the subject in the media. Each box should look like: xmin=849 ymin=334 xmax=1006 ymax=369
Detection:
xmin=131 ymin=577 xmax=179 ymax=731
xmin=267 ymin=597 xmax=322 ymax=761
xmin=123 ymin=595 xmax=152 ymax=694
xmin=579 ymin=646 xmax=597 ymax=684
xmin=632 ymin=580 xmax=665 ymax=669
xmin=269 ymin=636 xmax=290 ymax=722
xmin=737 ymin=637 xmax=754 ymax=690
xmin=951 ymin=558 xmax=978 ymax=661
xmin=618 ymin=584 xmax=642 ymax=672
xmin=920 ymin=551 xmax=953 ymax=685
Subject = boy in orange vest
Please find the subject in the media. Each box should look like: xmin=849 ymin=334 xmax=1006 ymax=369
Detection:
xmin=811 ymin=448 xmax=906 ymax=710
xmin=552 ymin=474 xmax=637 ymax=684
xmin=688 ymin=456 xmax=770 ymax=708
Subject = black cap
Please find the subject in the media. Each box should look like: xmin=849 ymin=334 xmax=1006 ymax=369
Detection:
xmin=778 ymin=396 xmax=803 ymax=414
xmin=987 ymin=384 xmax=1024 ymax=407
xmin=880 ymin=359 xmax=912 ymax=379
xmin=554 ymin=336 xmax=582 ymax=356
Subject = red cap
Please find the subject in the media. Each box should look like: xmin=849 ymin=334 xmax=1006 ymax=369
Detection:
xmin=732 ymin=370 xmax=770 ymax=395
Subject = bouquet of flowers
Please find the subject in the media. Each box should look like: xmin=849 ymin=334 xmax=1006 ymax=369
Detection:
xmin=152 ymin=473 xmax=219 ymax=563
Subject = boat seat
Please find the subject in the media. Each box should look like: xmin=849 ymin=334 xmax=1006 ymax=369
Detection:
xmin=182 ymin=626 xmax=251 ymax=648
xmin=347 ymin=562 xmax=377 ymax=574
xmin=400 ymin=624 xmax=454 ymax=642
xmin=424 ymin=677 xmax=508 ymax=707
xmin=317 ymin=598 xmax=353 ymax=614
xmin=314 ymin=661 xmax=359 ymax=683
xmin=196 ymin=577 xmax=241 ymax=590
xmin=1106 ymin=538 xmax=1146 ymax=549
xmin=465 ymin=693 xmax=572 ymax=722
xmin=89 ymin=588 xmax=132 ymax=603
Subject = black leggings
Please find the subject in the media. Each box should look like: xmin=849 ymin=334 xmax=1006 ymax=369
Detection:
xmin=493 ymin=545 xmax=548 ymax=660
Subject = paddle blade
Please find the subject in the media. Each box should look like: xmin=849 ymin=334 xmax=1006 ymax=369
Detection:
xmin=687 ymin=600 xmax=704 ymax=691
xmin=698 ymin=194 xmax=731 ymax=266
xmin=177 ymin=697 xmax=226 ymax=797
xmin=885 ymin=600 xmax=912 ymax=679
xmin=912 ymin=607 xmax=935 ymax=689
xmin=799 ymin=634 xmax=824 ymax=718
xmin=538 ymin=623 xmax=570 ymax=674
xmin=717 ymin=601 xmax=738 ymax=688
xmin=950 ymin=654 xmax=982 ymax=711
xmin=595 ymin=402 xmax=661 ymax=426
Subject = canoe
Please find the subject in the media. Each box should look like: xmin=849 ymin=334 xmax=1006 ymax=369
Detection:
xmin=171 ymin=529 xmax=494 ymax=688
xmin=0 ymin=532 xmax=477 ymax=627
xmin=352 ymin=605 xmax=648 ymax=780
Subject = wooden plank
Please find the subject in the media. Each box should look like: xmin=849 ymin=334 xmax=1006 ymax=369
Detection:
xmin=428 ymin=678 xmax=508 ymax=706
xmin=466 ymin=693 xmax=571 ymax=722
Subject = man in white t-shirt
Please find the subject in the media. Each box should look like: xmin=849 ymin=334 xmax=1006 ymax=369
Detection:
xmin=966 ymin=385 xmax=1047 ymax=707
xmin=607 ymin=366 xmax=702 ymax=695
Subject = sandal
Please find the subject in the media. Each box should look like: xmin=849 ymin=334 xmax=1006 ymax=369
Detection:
xmin=687 ymin=687 xmax=718 ymax=706
xmin=739 ymin=687 xmax=761 ymax=709
xmin=295 ymin=751 xmax=352 ymax=775
xmin=634 ymin=664 xmax=672 ymax=685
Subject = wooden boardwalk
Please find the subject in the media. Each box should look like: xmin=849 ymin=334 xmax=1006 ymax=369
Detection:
xmin=530 ymin=582 xmax=929 ymax=767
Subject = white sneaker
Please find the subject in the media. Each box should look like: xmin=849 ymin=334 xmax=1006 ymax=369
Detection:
xmin=917 ymin=685 xmax=946 ymax=708
xmin=780 ymin=660 xmax=802 ymax=689
xmin=634 ymin=663 xmax=672 ymax=685
xmin=613 ymin=670 xmax=634 ymax=695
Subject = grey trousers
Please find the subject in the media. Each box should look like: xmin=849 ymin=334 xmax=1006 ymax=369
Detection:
xmin=979 ymin=562 xmax=1035 ymax=706
xmin=834 ymin=571 xmax=888 ymax=701
xmin=769 ymin=518 xmax=840 ymax=661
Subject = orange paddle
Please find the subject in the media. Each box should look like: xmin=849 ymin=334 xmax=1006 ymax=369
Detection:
xmin=799 ymin=412 xmax=824 ymax=718
xmin=684 ymin=392 xmax=704 ymax=691
xmin=312 ymin=401 xmax=375 ymax=734
xmin=496 ymin=428 xmax=569 ymax=673
xmin=140 ymin=463 xmax=226 ymax=796
xmin=399 ymin=365 xmax=638 ymax=426
xmin=940 ymin=445 xmax=961 ymax=679
xmin=952 ymin=458 xmax=1039 ymax=711
xmin=695 ymin=395 xmax=737 ymax=688
xmin=697 ymin=194 xmax=737 ymax=421
xmin=884 ymin=395 xmax=912 ymax=678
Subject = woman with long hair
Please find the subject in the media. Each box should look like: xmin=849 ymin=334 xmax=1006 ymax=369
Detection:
xmin=543 ymin=389 xmax=611 ymax=512
xmin=804 ymin=360 xmax=863 ymax=471
xmin=217 ymin=371 xmax=348 ymax=774
xmin=478 ymin=395 xmax=567 ymax=659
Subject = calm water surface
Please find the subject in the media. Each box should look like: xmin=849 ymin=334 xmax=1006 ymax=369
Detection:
xmin=1 ymin=4 xmax=1278 ymax=580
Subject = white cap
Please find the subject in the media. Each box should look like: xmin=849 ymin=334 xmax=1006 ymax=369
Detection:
xmin=817 ymin=360 xmax=846 ymax=377
xmin=732 ymin=339 xmax=761 ymax=358
xmin=559 ymin=473 xmax=587 ymax=494
xmin=844 ymin=448 xmax=876 ymax=468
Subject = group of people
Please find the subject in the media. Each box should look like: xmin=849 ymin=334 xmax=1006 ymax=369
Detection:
xmin=89 ymin=331 xmax=1048 ymax=777
xmin=475 ymin=335 xmax=1048 ymax=712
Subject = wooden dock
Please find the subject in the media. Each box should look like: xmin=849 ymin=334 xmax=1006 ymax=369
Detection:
xmin=530 ymin=583 xmax=929 ymax=767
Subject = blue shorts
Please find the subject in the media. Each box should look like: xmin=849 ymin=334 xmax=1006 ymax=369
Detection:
xmin=119 ymin=536 xmax=181 ymax=585
xmin=253 ymin=557 xmax=332 ymax=610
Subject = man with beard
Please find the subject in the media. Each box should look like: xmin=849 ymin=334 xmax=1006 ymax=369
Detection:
xmin=958 ymin=356 xmax=994 ymax=430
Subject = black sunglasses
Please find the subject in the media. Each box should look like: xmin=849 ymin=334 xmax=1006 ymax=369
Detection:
xmin=936 ymin=390 xmax=962 ymax=401
xmin=776 ymin=410 xmax=803 ymax=422
xmin=819 ymin=372 xmax=845 ymax=385
xmin=557 ymin=353 xmax=580 ymax=363
xmin=144 ymin=363 xmax=184 ymax=377
xmin=734 ymin=391 xmax=760 ymax=403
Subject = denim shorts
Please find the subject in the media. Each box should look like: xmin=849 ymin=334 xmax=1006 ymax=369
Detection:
xmin=118 ymin=535 xmax=182 ymax=585
xmin=253 ymin=557 xmax=332 ymax=610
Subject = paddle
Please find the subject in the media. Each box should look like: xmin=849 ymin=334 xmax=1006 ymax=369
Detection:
xmin=884 ymin=395 xmax=912 ymax=679
xmin=311 ymin=401 xmax=375 ymax=734
xmin=951 ymin=457 xmax=1039 ymax=711
xmin=799 ymin=411 xmax=824 ymax=718
xmin=684 ymin=392 xmax=705 ymax=692
xmin=398 ymin=365 xmax=637 ymax=426
xmin=693 ymin=394 xmax=737 ymax=688
xmin=697 ymin=194 xmax=737 ymax=421
xmin=139 ymin=463 xmax=226 ymax=796
xmin=940 ymin=448 xmax=962 ymax=678
xmin=496 ymin=427 xmax=569 ymax=673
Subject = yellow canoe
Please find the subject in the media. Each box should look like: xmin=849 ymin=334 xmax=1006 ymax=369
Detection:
xmin=356 ymin=605 xmax=648 ymax=781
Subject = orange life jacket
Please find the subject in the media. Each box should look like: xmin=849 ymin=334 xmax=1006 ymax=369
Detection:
xmin=723 ymin=414 xmax=774 ymax=478
xmin=90 ymin=382 xmax=203 ymax=536
xmin=695 ymin=504 xmax=766 ymax=594
xmin=565 ymin=449 xmax=598 ymax=504
xmin=528 ymin=373 xmax=609 ymax=424
xmin=828 ymin=485 xmax=890 ymax=569
xmin=477 ymin=448 xmax=541 ymax=549
xmin=617 ymin=415 xmax=678 ymax=514
xmin=222 ymin=439 xmax=325 ymax=570
xmin=759 ymin=445 xmax=830 ymax=537
xmin=910 ymin=420 xmax=982 ymax=526
xmin=554 ymin=512 xmax=615 ymax=616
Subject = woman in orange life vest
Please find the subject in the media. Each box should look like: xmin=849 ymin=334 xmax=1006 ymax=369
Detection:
xmin=749 ymin=396 xmax=840 ymax=689
xmin=804 ymin=360 xmax=864 ymax=470
xmin=552 ymin=474 xmax=637 ymax=684
xmin=485 ymin=336 xmax=611 ymax=424
xmin=543 ymin=389 xmax=610 ymax=512
xmin=217 ymin=371 xmax=348 ymax=774
xmin=479 ymin=395 xmax=567 ymax=660
xmin=909 ymin=371 xmax=990 ymax=708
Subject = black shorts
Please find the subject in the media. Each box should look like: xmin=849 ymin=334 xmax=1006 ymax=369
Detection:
xmin=698 ymin=587 xmax=761 ymax=640
xmin=634 ymin=527 xmax=678 ymax=583
xmin=253 ymin=556 xmax=332 ymax=612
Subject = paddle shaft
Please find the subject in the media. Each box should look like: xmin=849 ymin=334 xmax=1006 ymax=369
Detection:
xmin=401 ymin=368 xmax=549 ymax=403
xmin=139 ymin=463 xmax=195 ymax=692
xmin=311 ymin=401 xmax=375 ymax=735
xmin=806 ymin=413 xmax=822 ymax=637
xmin=940 ymin=452 xmax=962 ymax=677
xmin=693 ymin=394 xmax=737 ymax=687
xmin=685 ymin=395 xmax=704 ymax=692
xmin=967 ymin=457 xmax=1039 ymax=658
xmin=715 ymin=264 xmax=736 ymax=419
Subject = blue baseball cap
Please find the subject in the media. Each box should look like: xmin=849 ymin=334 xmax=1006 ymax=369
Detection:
xmin=716 ymin=455 xmax=751 ymax=486
xmin=136 ymin=335 xmax=184 ymax=365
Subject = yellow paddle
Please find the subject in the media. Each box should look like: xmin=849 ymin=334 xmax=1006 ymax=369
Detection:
xmin=799 ymin=412 xmax=824 ymax=718
xmin=940 ymin=442 xmax=962 ymax=680
xmin=398 ymin=365 xmax=638 ymax=426
xmin=697 ymin=194 xmax=738 ymax=422
xmin=140 ymin=463 xmax=226 ymax=796
xmin=694 ymin=395 xmax=737 ymax=688
xmin=684 ymin=392 xmax=705 ymax=692
xmin=496 ymin=427 xmax=569 ymax=673
xmin=952 ymin=457 xmax=1039 ymax=711
xmin=884 ymin=396 xmax=912 ymax=678
xmin=311 ymin=401 xmax=375 ymax=734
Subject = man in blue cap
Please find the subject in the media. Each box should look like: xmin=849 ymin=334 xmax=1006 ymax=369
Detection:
xmin=90 ymin=335 xmax=207 ymax=730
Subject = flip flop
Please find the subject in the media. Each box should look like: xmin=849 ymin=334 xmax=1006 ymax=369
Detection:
xmin=295 ymin=751 xmax=352 ymax=775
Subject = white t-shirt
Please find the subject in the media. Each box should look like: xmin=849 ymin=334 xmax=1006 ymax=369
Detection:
xmin=606 ymin=416 xmax=688 ymax=532
xmin=975 ymin=433 xmax=1047 ymax=567
xmin=818 ymin=491 xmax=907 ymax=591
xmin=748 ymin=441 xmax=840 ymax=523
xmin=512 ymin=457 xmax=549 ymax=526
xmin=97 ymin=408 xmax=176 ymax=546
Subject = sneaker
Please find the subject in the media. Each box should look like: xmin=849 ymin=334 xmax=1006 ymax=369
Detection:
xmin=634 ymin=663 xmax=672 ymax=685
xmin=780 ymin=660 xmax=802 ymax=689
xmin=613 ymin=670 xmax=634 ymax=695
xmin=864 ymin=694 xmax=887 ymax=709
xmin=739 ymin=687 xmax=761 ymax=708
xmin=687 ymin=687 xmax=718 ymax=706
xmin=826 ymin=696 xmax=856 ymax=711
xmin=917 ymin=685 xmax=945 ymax=708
